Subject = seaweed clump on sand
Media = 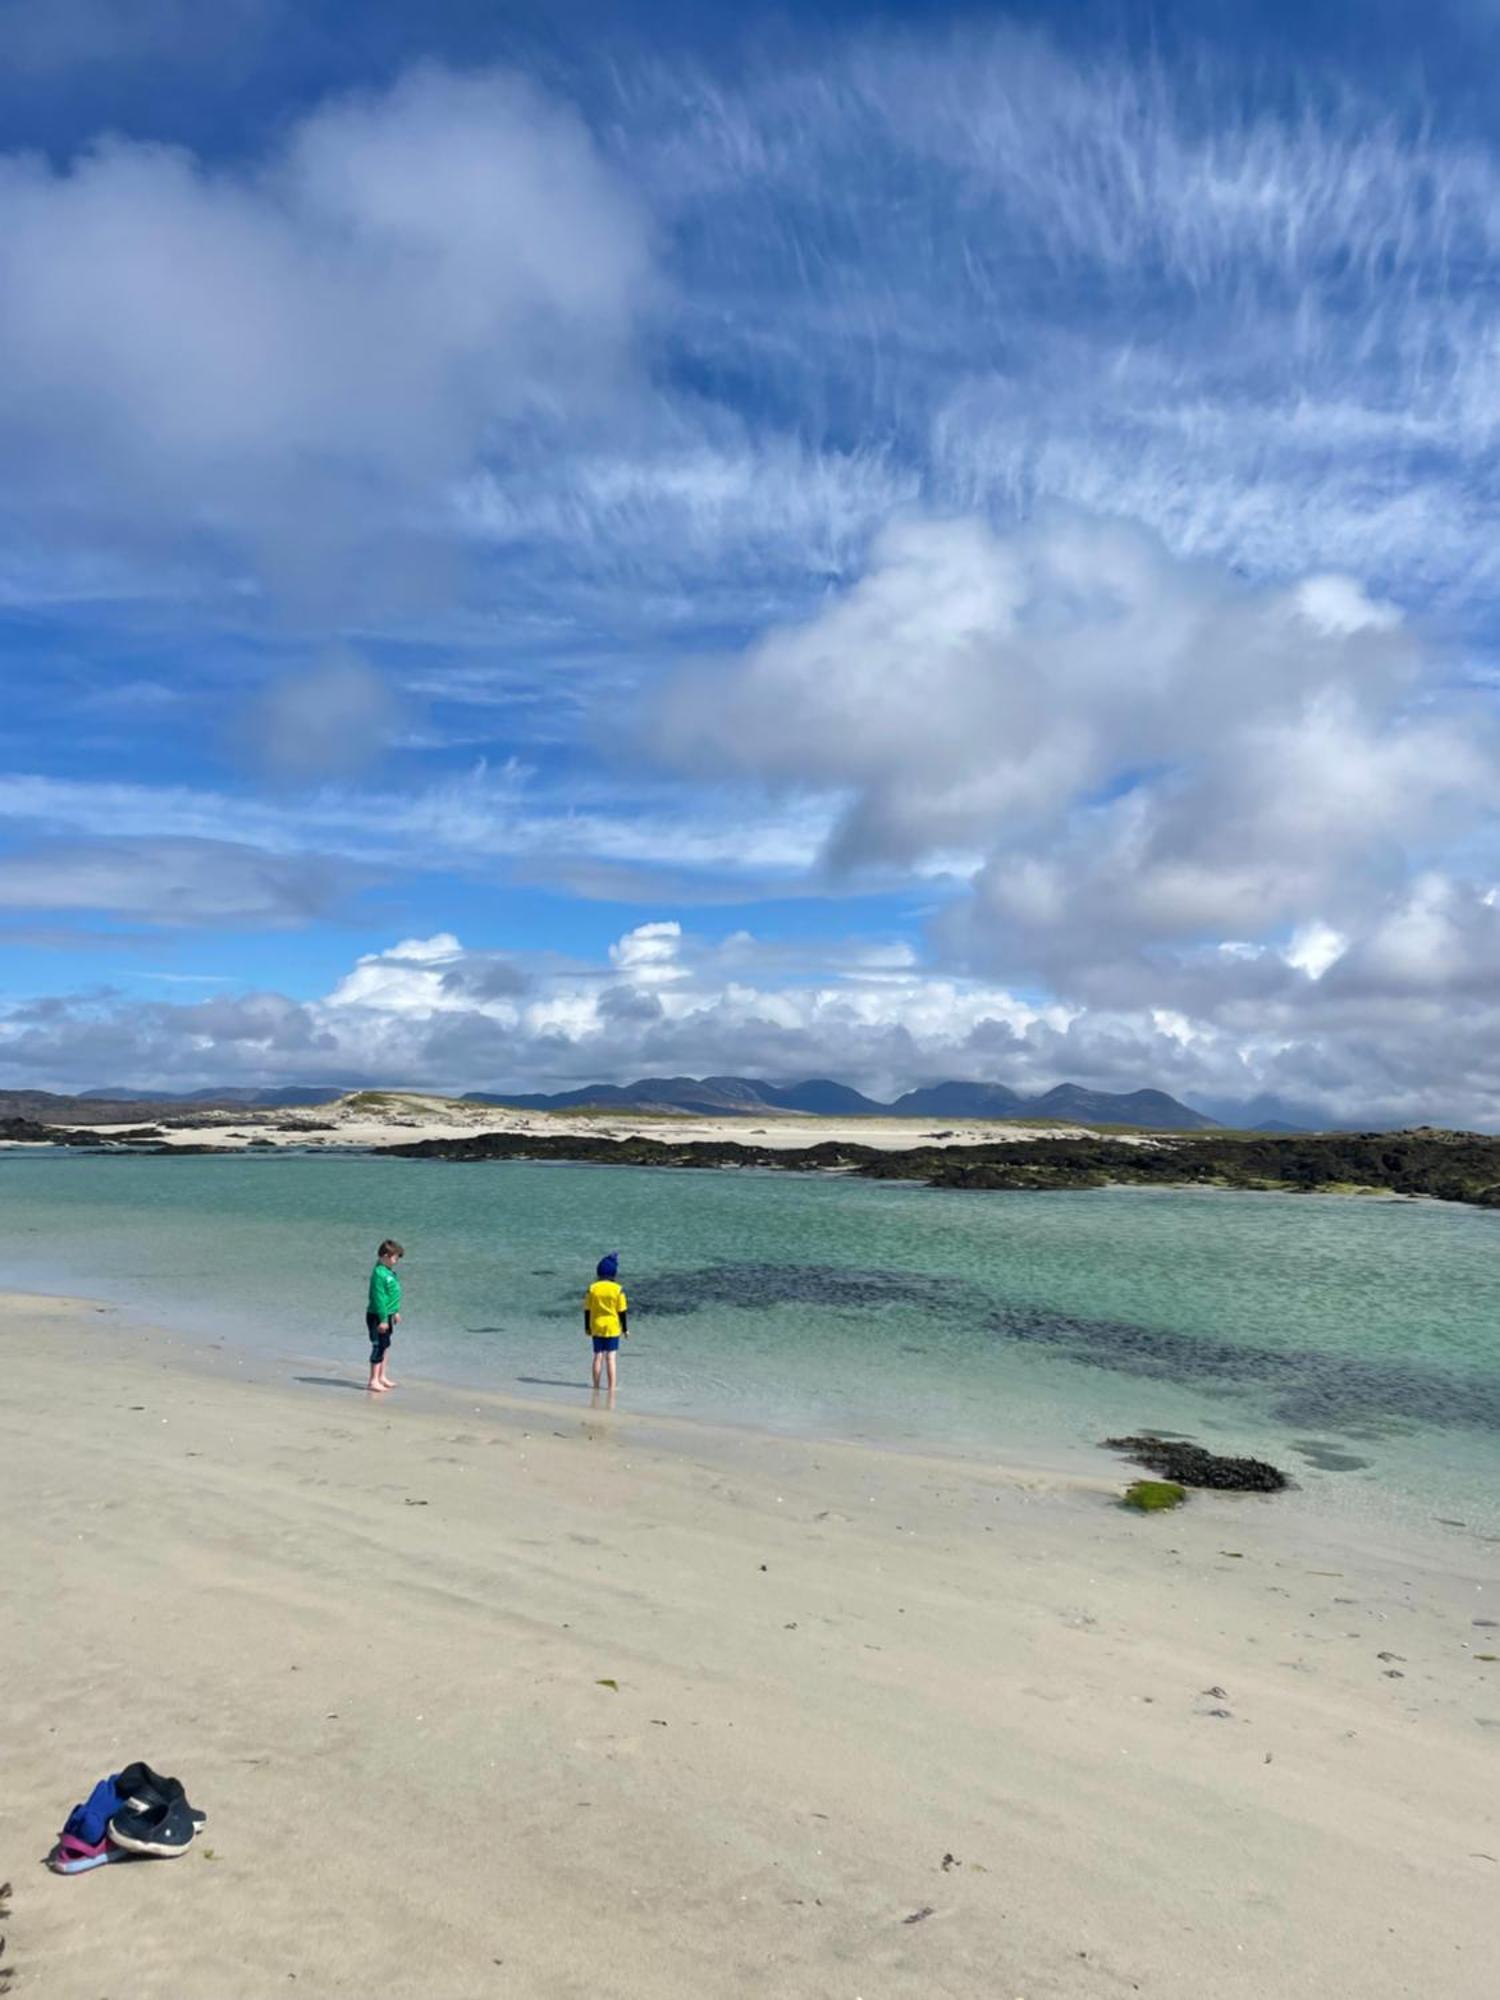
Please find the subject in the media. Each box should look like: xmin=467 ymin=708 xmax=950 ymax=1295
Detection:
xmin=1104 ymin=1436 xmax=1289 ymax=1493
xmin=1122 ymin=1479 xmax=1187 ymax=1511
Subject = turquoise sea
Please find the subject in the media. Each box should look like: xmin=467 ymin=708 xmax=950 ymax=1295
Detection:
xmin=4 ymin=1149 xmax=1500 ymax=1535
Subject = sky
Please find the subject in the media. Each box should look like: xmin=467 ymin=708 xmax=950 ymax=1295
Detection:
xmin=6 ymin=0 xmax=1500 ymax=1124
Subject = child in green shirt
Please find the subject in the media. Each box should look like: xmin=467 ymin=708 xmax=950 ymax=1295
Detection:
xmin=366 ymin=1238 xmax=403 ymax=1393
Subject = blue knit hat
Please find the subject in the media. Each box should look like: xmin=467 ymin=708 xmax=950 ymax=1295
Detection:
xmin=596 ymin=1252 xmax=619 ymax=1279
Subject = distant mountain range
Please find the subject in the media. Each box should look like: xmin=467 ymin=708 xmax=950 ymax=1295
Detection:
xmin=0 ymin=1075 xmax=1315 ymax=1132
xmin=464 ymin=1073 xmax=1225 ymax=1130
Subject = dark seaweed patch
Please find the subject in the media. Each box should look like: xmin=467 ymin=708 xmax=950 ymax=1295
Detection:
xmin=622 ymin=1262 xmax=1500 ymax=1441
xmin=1105 ymin=1435 xmax=1288 ymax=1491
xmin=638 ymin=1263 xmax=989 ymax=1318
xmin=989 ymin=1303 xmax=1500 ymax=1435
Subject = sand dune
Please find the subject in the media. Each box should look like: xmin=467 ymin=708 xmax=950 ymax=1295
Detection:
xmin=56 ymin=1089 xmax=1139 ymax=1156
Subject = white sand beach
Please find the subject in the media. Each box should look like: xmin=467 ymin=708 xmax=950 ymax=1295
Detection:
xmin=47 ymin=1090 xmax=1149 ymax=1155
xmin=3 ymin=1290 xmax=1495 ymax=1998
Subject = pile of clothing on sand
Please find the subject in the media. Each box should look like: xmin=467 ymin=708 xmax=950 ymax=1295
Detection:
xmin=49 ymin=1763 xmax=206 ymax=1874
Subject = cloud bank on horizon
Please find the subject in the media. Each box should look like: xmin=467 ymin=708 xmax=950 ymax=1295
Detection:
xmin=4 ymin=1 xmax=1500 ymax=1127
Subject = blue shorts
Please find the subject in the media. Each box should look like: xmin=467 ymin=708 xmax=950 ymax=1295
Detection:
xmin=592 ymin=1336 xmax=620 ymax=1354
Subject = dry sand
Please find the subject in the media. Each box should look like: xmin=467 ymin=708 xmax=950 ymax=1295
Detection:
xmin=3 ymin=1292 xmax=1496 ymax=1998
xmin=62 ymin=1089 xmax=1137 ymax=1154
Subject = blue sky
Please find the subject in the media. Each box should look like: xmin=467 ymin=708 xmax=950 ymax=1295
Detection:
xmin=5 ymin=0 xmax=1500 ymax=1123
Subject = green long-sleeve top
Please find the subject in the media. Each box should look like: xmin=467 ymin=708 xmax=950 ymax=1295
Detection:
xmin=368 ymin=1262 xmax=402 ymax=1321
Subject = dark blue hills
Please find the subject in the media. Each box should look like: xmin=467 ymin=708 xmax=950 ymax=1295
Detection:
xmin=465 ymin=1074 xmax=1223 ymax=1130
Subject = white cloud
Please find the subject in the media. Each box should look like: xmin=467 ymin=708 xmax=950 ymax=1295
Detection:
xmin=12 ymin=917 xmax=1500 ymax=1129
xmin=326 ymin=934 xmax=470 ymax=1015
xmin=652 ymin=513 xmax=1491 ymax=959
xmin=4 ymin=28 xmax=1500 ymax=645
xmin=0 ymin=922 xmax=1054 ymax=1100
xmin=609 ymin=920 xmax=687 ymax=981
xmin=453 ymin=432 xmax=919 ymax=607
xmin=1292 ymin=576 xmax=1402 ymax=638
xmin=0 ymin=837 xmax=350 ymax=927
xmin=1285 ymin=921 xmax=1348 ymax=980
xmin=0 ymin=765 xmax=835 ymax=894
xmin=622 ymin=29 xmax=1500 ymax=623
xmin=641 ymin=505 xmax=1500 ymax=1112
xmin=0 ymin=64 xmax=651 ymax=573
xmin=245 ymin=649 xmax=401 ymax=781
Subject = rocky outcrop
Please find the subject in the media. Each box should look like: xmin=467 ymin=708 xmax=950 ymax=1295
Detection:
xmin=0 ymin=1117 xmax=105 ymax=1146
xmin=378 ymin=1125 xmax=1500 ymax=1210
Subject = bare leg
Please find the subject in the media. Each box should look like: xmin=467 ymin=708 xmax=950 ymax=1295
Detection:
xmin=591 ymin=1350 xmax=603 ymax=1391
xmin=605 ymin=1350 xmax=618 ymax=1394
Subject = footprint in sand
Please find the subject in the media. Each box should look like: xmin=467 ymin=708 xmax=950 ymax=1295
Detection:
xmin=573 ymin=1732 xmax=645 ymax=1760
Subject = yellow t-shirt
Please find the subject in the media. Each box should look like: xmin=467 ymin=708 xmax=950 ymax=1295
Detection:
xmin=585 ymin=1278 xmax=628 ymax=1337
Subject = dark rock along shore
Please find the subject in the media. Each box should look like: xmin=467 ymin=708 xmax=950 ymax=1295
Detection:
xmin=369 ymin=1127 xmax=1500 ymax=1211
xmin=10 ymin=1114 xmax=1500 ymax=1210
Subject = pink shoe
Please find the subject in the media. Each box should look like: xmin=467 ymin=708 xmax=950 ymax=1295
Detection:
xmin=50 ymin=1833 xmax=125 ymax=1875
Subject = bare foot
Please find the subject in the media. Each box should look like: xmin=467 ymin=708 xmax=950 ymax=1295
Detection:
xmin=368 ymin=1380 xmax=389 ymax=1393
xmin=381 ymin=1379 xmax=397 ymax=1389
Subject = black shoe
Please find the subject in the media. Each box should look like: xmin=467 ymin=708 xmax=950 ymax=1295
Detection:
xmin=116 ymin=1762 xmax=206 ymax=1826
xmin=107 ymin=1797 xmax=197 ymax=1857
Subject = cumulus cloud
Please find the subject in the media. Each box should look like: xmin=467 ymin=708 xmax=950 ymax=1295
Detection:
xmin=9 ymin=919 xmax=1500 ymax=1128
xmin=0 ymin=922 xmax=1039 ymax=1099
xmin=0 ymin=64 xmax=651 ymax=575
xmin=652 ymin=514 xmax=1496 ymax=992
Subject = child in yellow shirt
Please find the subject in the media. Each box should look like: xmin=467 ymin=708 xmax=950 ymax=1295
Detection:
xmin=584 ymin=1252 xmax=629 ymax=1393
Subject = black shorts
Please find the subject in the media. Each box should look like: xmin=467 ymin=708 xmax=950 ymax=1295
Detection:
xmin=366 ymin=1310 xmax=392 ymax=1365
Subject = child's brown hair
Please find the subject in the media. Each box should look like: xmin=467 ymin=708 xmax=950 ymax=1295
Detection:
xmin=378 ymin=1239 xmax=404 ymax=1258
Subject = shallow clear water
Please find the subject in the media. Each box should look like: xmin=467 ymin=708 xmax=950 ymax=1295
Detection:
xmin=3 ymin=1150 xmax=1499 ymax=1533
